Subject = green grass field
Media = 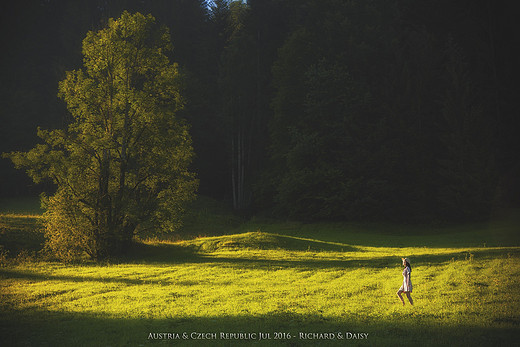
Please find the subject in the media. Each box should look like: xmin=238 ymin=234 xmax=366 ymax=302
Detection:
xmin=1 ymin=198 xmax=519 ymax=346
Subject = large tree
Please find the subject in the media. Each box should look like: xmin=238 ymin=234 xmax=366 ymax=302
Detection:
xmin=5 ymin=12 xmax=197 ymax=260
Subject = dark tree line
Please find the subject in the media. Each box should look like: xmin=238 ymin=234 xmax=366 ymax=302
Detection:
xmin=1 ymin=0 xmax=518 ymax=222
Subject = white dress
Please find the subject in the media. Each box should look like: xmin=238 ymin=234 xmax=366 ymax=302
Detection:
xmin=399 ymin=266 xmax=412 ymax=292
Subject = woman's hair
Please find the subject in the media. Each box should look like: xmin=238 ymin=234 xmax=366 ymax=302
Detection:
xmin=404 ymin=260 xmax=411 ymax=271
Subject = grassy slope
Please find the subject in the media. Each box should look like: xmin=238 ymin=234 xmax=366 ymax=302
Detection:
xmin=1 ymin=198 xmax=519 ymax=346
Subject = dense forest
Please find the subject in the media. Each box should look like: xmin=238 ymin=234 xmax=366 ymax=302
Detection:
xmin=1 ymin=0 xmax=519 ymax=223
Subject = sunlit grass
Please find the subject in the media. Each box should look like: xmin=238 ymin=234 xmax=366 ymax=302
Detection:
xmin=1 ymin=202 xmax=520 ymax=346
xmin=1 ymin=228 xmax=520 ymax=346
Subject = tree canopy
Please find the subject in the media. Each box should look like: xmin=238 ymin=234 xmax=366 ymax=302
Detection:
xmin=5 ymin=11 xmax=197 ymax=260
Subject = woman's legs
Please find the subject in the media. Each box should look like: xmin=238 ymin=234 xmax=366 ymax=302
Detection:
xmin=397 ymin=289 xmax=413 ymax=306
xmin=405 ymin=292 xmax=414 ymax=305
xmin=396 ymin=289 xmax=405 ymax=305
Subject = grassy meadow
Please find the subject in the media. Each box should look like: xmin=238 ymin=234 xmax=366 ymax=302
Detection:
xmin=1 ymin=197 xmax=520 ymax=346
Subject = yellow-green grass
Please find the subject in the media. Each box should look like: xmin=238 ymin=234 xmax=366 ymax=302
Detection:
xmin=1 ymin=205 xmax=520 ymax=346
xmin=1 ymin=233 xmax=519 ymax=345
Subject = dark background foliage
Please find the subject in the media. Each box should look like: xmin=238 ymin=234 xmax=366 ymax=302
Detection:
xmin=1 ymin=0 xmax=518 ymax=222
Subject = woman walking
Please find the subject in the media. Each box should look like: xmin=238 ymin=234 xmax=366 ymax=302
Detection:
xmin=397 ymin=257 xmax=413 ymax=306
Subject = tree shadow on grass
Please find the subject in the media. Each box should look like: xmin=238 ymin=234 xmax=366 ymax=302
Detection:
xmin=0 ymin=306 xmax=517 ymax=347
xmin=124 ymin=240 xmax=520 ymax=270
xmin=178 ymin=232 xmax=361 ymax=253
xmin=188 ymin=247 xmax=520 ymax=271
xmin=122 ymin=231 xmax=520 ymax=269
xmin=2 ymin=246 xmax=517 ymax=288
xmin=0 ymin=268 xmax=163 ymax=286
